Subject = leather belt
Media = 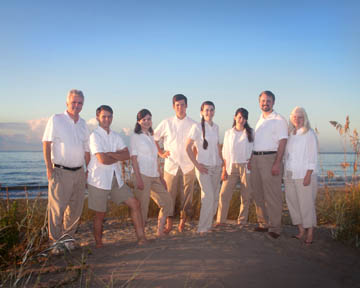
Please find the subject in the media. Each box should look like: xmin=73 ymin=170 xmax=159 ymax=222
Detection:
xmin=54 ymin=164 xmax=82 ymax=171
xmin=253 ymin=151 xmax=277 ymax=155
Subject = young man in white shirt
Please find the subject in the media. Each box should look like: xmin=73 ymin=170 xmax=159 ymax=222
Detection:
xmin=249 ymin=90 xmax=288 ymax=239
xmin=43 ymin=89 xmax=90 ymax=255
xmin=154 ymin=94 xmax=196 ymax=233
xmin=87 ymin=105 xmax=146 ymax=248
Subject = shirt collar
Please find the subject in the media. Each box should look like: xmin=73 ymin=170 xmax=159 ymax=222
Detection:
xmin=261 ymin=110 xmax=277 ymax=120
xmin=97 ymin=126 xmax=112 ymax=136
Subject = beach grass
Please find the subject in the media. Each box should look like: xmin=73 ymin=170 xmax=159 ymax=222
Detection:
xmin=1 ymin=182 xmax=360 ymax=286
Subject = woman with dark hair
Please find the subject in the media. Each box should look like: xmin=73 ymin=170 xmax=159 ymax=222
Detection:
xmin=130 ymin=109 xmax=172 ymax=237
xmin=186 ymin=101 xmax=223 ymax=234
xmin=216 ymin=108 xmax=254 ymax=227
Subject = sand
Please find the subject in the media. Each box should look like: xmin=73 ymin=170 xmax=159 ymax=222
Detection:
xmin=23 ymin=218 xmax=360 ymax=288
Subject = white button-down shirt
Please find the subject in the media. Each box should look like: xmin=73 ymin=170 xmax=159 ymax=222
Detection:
xmin=130 ymin=133 xmax=159 ymax=177
xmin=154 ymin=115 xmax=196 ymax=175
xmin=254 ymin=110 xmax=288 ymax=151
xmin=87 ymin=126 xmax=126 ymax=190
xmin=222 ymin=128 xmax=254 ymax=174
xmin=42 ymin=111 xmax=90 ymax=168
xmin=188 ymin=122 xmax=222 ymax=167
xmin=285 ymin=128 xmax=318 ymax=179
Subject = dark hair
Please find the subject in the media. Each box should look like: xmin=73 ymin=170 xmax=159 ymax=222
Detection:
xmin=134 ymin=109 xmax=153 ymax=135
xmin=259 ymin=90 xmax=275 ymax=102
xmin=232 ymin=108 xmax=253 ymax=142
xmin=96 ymin=105 xmax=113 ymax=117
xmin=200 ymin=101 xmax=215 ymax=150
xmin=172 ymin=94 xmax=187 ymax=105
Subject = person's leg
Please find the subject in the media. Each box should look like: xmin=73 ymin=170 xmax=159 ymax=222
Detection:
xmin=48 ymin=168 xmax=73 ymax=243
xmin=163 ymin=170 xmax=181 ymax=233
xmin=179 ymin=169 xmax=196 ymax=231
xmin=132 ymin=174 xmax=152 ymax=226
xmin=284 ymin=172 xmax=304 ymax=238
xmin=88 ymin=183 xmax=110 ymax=247
xmin=94 ymin=211 xmax=106 ymax=248
xmin=150 ymin=177 xmax=173 ymax=236
xmin=216 ymin=167 xmax=238 ymax=224
xmin=210 ymin=166 xmax=222 ymax=219
xmin=250 ymin=156 xmax=268 ymax=229
xmin=124 ymin=197 xmax=146 ymax=243
xmin=63 ymin=169 xmax=86 ymax=239
xmin=261 ymin=154 xmax=283 ymax=235
xmin=238 ymin=165 xmax=252 ymax=225
xmin=196 ymin=167 xmax=216 ymax=233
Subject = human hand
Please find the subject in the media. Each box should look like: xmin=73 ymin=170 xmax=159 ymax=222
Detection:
xmin=160 ymin=150 xmax=170 ymax=159
xmin=303 ymin=174 xmax=311 ymax=186
xmin=271 ymin=162 xmax=281 ymax=176
xmin=247 ymin=161 xmax=251 ymax=171
xmin=137 ymin=178 xmax=145 ymax=190
xmin=221 ymin=169 xmax=228 ymax=181
xmin=46 ymin=167 xmax=54 ymax=180
xmin=196 ymin=163 xmax=208 ymax=174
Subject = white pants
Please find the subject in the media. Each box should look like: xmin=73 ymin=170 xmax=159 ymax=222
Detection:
xmin=196 ymin=165 xmax=222 ymax=233
xmin=284 ymin=171 xmax=318 ymax=228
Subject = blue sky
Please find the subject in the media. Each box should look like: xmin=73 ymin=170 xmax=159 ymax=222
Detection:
xmin=0 ymin=0 xmax=359 ymax=151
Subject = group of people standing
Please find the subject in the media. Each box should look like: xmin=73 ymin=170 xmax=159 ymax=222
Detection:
xmin=42 ymin=89 xmax=318 ymax=255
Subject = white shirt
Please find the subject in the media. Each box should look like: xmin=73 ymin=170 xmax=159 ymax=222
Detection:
xmin=254 ymin=110 xmax=288 ymax=151
xmin=154 ymin=115 xmax=196 ymax=175
xmin=222 ymin=127 xmax=254 ymax=174
xmin=284 ymin=128 xmax=318 ymax=179
xmin=87 ymin=126 xmax=126 ymax=190
xmin=130 ymin=133 xmax=159 ymax=177
xmin=188 ymin=122 xmax=222 ymax=166
xmin=42 ymin=111 xmax=90 ymax=168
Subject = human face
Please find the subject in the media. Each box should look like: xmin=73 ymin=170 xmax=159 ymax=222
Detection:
xmin=138 ymin=114 xmax=152 ymax=132
xmin=66 ymin=94 xmax=84 ymax=117
xmin=259 ymin=94 xmax=274 ymax=113
xmin=97 ymin=110 xmax=113 ymax=132
xmin=201 ymin=104 xmax=215 ymax=123
xmin=291 ymin=111 xmax=305 ymax=130
xmin=234 ymin=112 xmax=246 ymax=129
xmin=173 ymin=100 xmax=187 ymax=119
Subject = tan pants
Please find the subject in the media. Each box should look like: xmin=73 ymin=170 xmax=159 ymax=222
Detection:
xmin=133 ymin=174 xmax=173 ymax=223
xmin=164 ymin=168 xmax=195 ymax=219
xmin=196 ymin=165 xmax=222 ymax=233
xmin=48 ymin=167 xmax=86 ymax=242
xmin=250 ymin=154 xmax=283 ymax=234
xmin=217 ymin=163 xmax=252 ymax=224
xmin=284 ymin=171 xmax=318 ymax=228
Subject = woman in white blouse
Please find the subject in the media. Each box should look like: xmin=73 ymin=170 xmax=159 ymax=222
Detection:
xmin=216 ymin=108 xmax=254 ymax=226
xmin=186 ymin=101 xmax=223 ymax=234
xmin=130 ymin=109 xmax=172 ymax=237
xmin=284 ymin=107 xmax=318 ymax=244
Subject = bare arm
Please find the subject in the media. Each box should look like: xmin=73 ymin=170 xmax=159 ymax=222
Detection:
xmin=272 ymin=138 xmax=287 ymax=176
xmin=303 ymin=169 xmax=313 ymax=186
xmin=43 ymin=141 xmax=53 ymax=180
xmin=155 ymin=141 xmax=170 ymax=159
xmin=131 ymin=155 xmax=144 ymax=190
xmin=185 ymin=138 xmax=208 ymax=174
xmin=221 ymin=159 xmax=228 ymax=181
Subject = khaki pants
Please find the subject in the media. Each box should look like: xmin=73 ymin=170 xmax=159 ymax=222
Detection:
xmin=48 ymin=167 xmax=86 ymax=242
xmin=284 ymin=171 xmax=318 ymax=228
xmin=217 ymin=163 xmax=252 ymax=224
xmin=133 ymin=174 xmax=173 ymax=223
xmin=164 ymin=168 xmax=195 ymax=219
xmin=250 ymin=154 xmax=283 ymax=234
xmin=196 ymin=165 xmax=222 ymax=233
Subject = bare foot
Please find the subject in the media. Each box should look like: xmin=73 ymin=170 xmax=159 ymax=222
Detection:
xmin=95 ymin=242 xmax=103 ymax=249
xmin=138 ymin=237 xmax=148 ymax=245
xmin=178 ymin=219 xmax=186 ymax=232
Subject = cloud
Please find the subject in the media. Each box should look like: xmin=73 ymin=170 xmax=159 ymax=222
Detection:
xmin=87 ymin=118 xmax=98 ymax=132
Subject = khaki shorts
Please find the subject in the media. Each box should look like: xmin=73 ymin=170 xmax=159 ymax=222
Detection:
xmin=88 ymin=177 xmax=134 ymax=212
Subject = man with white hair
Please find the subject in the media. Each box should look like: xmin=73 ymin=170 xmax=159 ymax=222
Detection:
xmin=43 ymin=89 xmax=90 ymax=254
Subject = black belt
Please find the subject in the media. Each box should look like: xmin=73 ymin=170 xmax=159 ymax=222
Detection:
xmin=54 ymin=164 xmax=83 ymax=171
xmin=253 ymin=151 xmax=277 ymax=155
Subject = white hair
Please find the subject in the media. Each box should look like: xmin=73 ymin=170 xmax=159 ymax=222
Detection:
xmin=66 ymin=89 xmax=84 ymax=103
xmin=289 ymin=106 xmax=311 ymax=134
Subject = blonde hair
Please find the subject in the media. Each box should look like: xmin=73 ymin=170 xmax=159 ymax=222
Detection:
xmin=289 ymin=106 xmax=311 ymax=134
xmin=66 ymin=89 xmax=84 ymax=103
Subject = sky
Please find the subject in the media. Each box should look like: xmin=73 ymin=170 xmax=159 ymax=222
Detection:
xmin=0 ymin=0 xmax=359 ymax=152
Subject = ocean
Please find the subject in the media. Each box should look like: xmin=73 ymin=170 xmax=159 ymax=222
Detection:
xmin=0 ymin=151 xmax=358 ymax=199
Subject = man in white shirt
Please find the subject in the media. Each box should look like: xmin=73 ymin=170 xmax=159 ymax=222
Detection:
xmin=250 ymin=90 xmax=288 ymax=239
xmin=154 ymin=94 xmax=196 ymax=233
xmin=43 ymin=89 xmax=90 ymax=254
xmin=87 ymin=105 xmax=146 ymax=248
